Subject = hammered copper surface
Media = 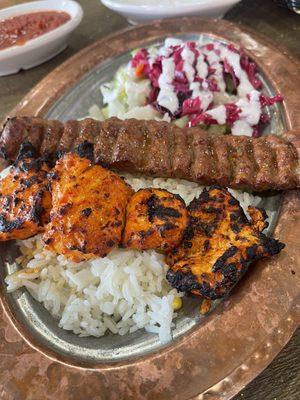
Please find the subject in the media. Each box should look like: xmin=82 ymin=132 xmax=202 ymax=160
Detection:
xmin=0 ymin=18 xmax=299 ymax=400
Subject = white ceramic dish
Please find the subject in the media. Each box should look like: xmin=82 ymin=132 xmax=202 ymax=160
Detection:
xmin=0 ymin=0 xmax=83 ymax=77
xmin=101 ymin=0 xmax=241 ymax=24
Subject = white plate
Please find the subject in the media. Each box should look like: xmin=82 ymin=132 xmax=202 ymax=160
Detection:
xmin=0 ymin=0 xmax=83 ymax=76
xmin=101 ymin=0 xmax=241 ymax=24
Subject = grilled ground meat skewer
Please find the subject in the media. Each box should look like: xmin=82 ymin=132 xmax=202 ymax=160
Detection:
xmin=1 ymin=116 xmax=299 ymax=191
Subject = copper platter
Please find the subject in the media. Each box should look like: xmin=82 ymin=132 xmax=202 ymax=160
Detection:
xmin=0 ymin=17 xmax=299 ymax=400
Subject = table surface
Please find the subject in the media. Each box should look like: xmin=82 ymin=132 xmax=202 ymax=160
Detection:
xmin=0 ymin=0 xmax=299 ymax=399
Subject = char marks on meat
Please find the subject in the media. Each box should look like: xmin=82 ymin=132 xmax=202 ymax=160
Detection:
xmin=165 ymin=186 xmax=285 ymax=299
xmin=1 ymin=117 xmax=299 ymax=191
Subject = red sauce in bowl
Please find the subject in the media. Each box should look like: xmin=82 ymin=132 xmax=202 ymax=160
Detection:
xmin=0 ymin=11 xmax=71 ymax=50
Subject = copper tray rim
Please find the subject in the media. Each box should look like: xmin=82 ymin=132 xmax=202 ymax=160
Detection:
xmin=0 ymin=17 xmax=299 ymax=400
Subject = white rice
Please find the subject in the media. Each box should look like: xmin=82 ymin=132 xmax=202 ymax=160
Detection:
xmin=5 ymin=174 xmax=260 ymax=343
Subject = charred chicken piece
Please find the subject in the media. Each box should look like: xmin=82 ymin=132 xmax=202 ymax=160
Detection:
xmin=166 ymin=186 xmax=285 ymax=299
xmin=43 ymin=143 xmax=133 ymax=262
xmin=0 ymin=142 xmax=51 ymax=241
xmin=123 ymin=188 xmax=188 ymax=251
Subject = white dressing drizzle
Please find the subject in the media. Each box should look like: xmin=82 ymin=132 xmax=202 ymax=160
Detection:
xmin=232 ymin=120 xmax=253 ymax=136
xmin=220 ymin=47 xmax=241 ymax=78
xmin=181 ymin=45 xmax=195 ymax=83
xmin=218 ymin=45 xmax=256 ymax=99
xmin=236 ymin=90 xmax=261 ymax=125
xmin=202 ymin=46 xmax=226 ymax=93
xmin=196 ymin=53 xmax=208 ymax=80
xmin=157 ymin=57 xmax=178 ymax=113
xmin=164 ymin=38 xmax=183 ymax=48
xmin=238 ymin=70 xmax=255 ymax=98
xmin=190 ymin=82 xmax=213 ymax=112
xmin=206 ymin=105 xmax=227 ymax=125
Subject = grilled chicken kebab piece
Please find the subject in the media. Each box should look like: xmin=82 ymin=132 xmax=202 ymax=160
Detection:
xmin=1 ymin=117 xmax=299 ymax=192
xmin=166 ymin=187 xmax=285 ymax=299
xmin=43 ymin=143 xmax=133 ymax=262
xmin=123 ymin=188 xmax=188 ymax=251
xmin=0 ymin=143 xmax=51 ymax=240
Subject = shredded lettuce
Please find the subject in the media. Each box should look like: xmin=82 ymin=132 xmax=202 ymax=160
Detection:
xmin=122 ymin=105 xmax=160 ymax=120
xmin=174 ymin=116 xmax=188 ymax=128
xmin=100 ymin=65 xmax=151 ymax=119
xmin=88 ymin=104 xmax=105 ymax=121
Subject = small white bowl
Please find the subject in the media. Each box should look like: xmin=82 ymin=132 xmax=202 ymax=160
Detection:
xmin=0 ymin=0 xmax=83 ymax=77
xmin=101 ymin=0 xmax=241 ymax=24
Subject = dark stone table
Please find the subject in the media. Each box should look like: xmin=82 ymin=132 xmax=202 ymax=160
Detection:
xmin=0 ymin=0 xmax=299 ymax=399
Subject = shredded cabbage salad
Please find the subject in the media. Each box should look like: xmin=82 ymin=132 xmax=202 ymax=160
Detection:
xmin=90 ymin=38 xmax=283 ymax=137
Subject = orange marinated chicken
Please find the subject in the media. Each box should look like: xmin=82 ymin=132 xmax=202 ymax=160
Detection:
xmin=43 ymin=144 xmax=133 ymax=262
xmin=0 ymin=143 xmax=51 ymax=241
xmin=247 ymin=205 xmax=268 ymax=233
xmin=123 ymin=188 xmax=188 ymax=251
xmin=166 ymin=186 xmax=285 ymax=299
